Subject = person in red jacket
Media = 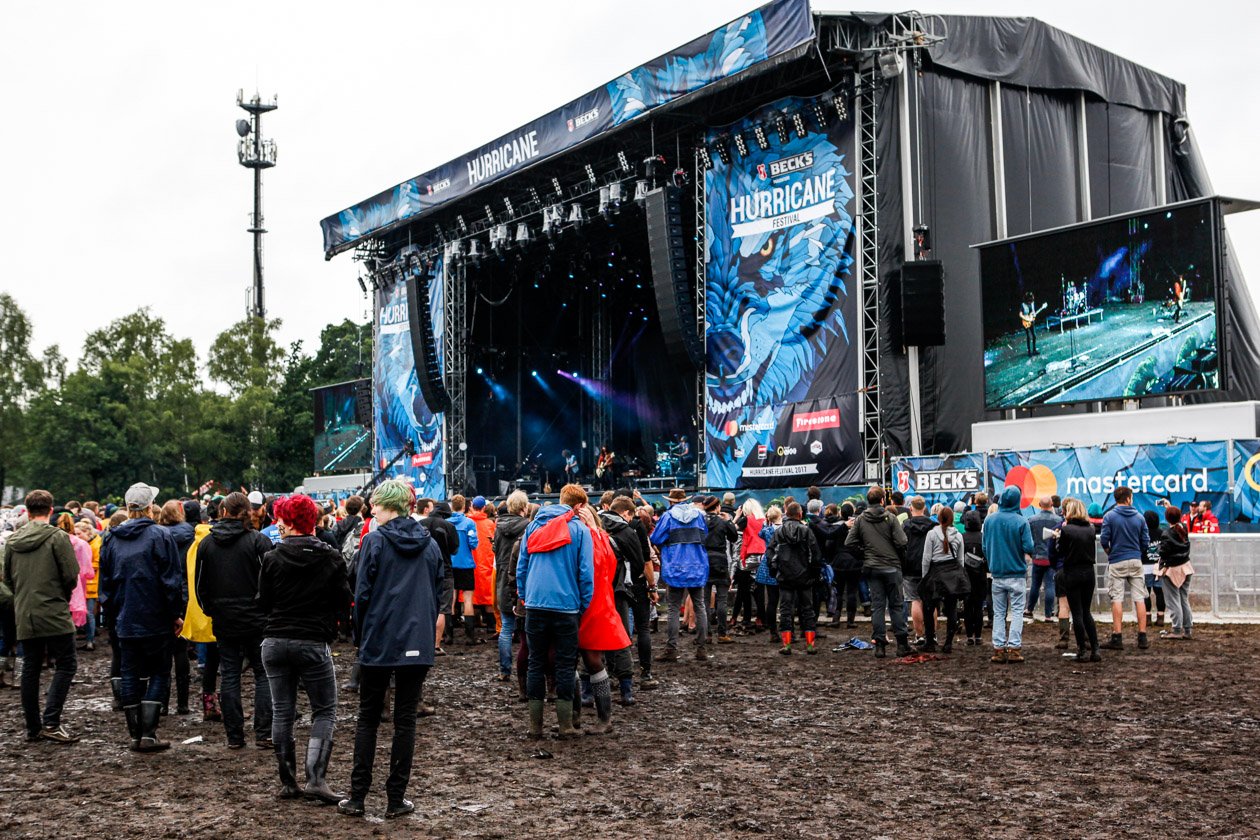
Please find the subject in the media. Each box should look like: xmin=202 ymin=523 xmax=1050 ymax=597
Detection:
xmin=1189 ymin=500 xmax=1220 ymax=534
xmin=468 ymin=497 xmax=498 ymax=634
xmin=574 ymin=504 xmax=631 ymax=735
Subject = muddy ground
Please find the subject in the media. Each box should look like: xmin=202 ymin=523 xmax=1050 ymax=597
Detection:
xmin=2 ymin=620 xmax=1258 ymax=839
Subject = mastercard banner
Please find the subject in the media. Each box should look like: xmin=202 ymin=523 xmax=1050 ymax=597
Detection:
xmin=988 ymin=442 xmax=1231 ymax=518
xmin=1231 ymin=440 xmax=1260 ymax=525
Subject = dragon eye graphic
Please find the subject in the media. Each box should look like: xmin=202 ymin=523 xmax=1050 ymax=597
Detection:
xmin=760 ymin=238 xmax=775 ymax=257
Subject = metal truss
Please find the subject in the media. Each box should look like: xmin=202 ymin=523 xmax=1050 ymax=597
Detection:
xmin=591 ymin=302 xmax=611 ymax=454
xmin=694 ymin=142 xmax=708 ymax=487
xmin=444 ymin=258 xmax=469 ymax=494
xmin=856 ymin=65 xmax=885 ymax=481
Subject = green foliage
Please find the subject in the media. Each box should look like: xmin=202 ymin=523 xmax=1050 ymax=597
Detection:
xmin=6 ymin=296 xmax=371 ymax=503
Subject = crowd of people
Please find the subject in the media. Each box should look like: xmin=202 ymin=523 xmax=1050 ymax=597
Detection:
xmin=0 ymin=478 xmax=1202 ymax=817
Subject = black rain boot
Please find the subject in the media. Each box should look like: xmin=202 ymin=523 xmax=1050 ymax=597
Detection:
xmin=874 ymin=639 xmax=887 ymax=659
xmin=1055 ymin=618 xmax=1071 ymax=650
xmin=303 ymin=738 xmax=342 ymax=804
xmin=137 ymin=700 xmax=170 ymax=752
xmin=345 ymin=660 xmax=360 ymax=693
xmin=123 ymin=704 xmax=142 ymax=751
xmin=275 ymin=738 xmax=302 ymax=799
xmin=1102 ymin=633 xmax=1124 ymax=650
xmin=895 ymin=635 xmax=912 ymax=657
xmin=588 ymin=670 xmax=614 ymax=735
xmin=110 ymin=677 xmax=124 ymax=712
xmin=617 ymin=677 xmax=636 ymax=707
xmin=942 ymin=627 xmax=956 ymax=655
xmin=579 ymin=673 xmax=594 ymax=708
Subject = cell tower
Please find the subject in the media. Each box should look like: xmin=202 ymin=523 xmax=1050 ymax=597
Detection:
xmin=236 ymin=90 xmax=278 ymax=320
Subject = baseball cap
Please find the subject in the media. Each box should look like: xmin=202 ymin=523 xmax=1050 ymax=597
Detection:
xmin=125 ymin=483 xmax=159 ymax=511
xmin=472 ymin=495 xmax=487 ymax=510
xmin=247 ymin=490 xmax=265 ymax=507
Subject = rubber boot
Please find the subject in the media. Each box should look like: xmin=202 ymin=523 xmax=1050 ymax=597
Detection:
xmin=579 ymin=673 xmax=594 ymax=708
xmin=202 ymin=692 xmax=222 ymax=722
xmin=617 ymin=677 xmax=636 ymax=706
xmin=1137 ymin=632 xmax=1150 ymax=650
xmin=895 ymin=635 xmax=912 ymax=657
xmin=942 ymin=627 xmax=956 ymax=654
xmin=805 ymin=631 xmax=817 ymax=655
xmin=527 ymin=698 xmax=545 ymax=739
xmin=570 ymin=676 xmax=583 ymax=730
xmin=1055 ymin=618 xmax=1071 ymax=650
xmin=1102 ymin=633 xmax=1124 ymax=650
xmin=275 ymin=739 xmax=302 ymax=799
xmin=555 ymin=700 xmax=579 ymax=739
xmin=123 ymin=704 xmax=142 ymax=750
xmin=137 ymin=700 xmax=170 ymax=752
xmin=587 ymin=670 xmax=613 ymax=735
xmin=874 ymin=639 xmax=887 ymax=659
xmin=303 ymin=738 xmax=342 ymax=804
xmin=0 ymin=656 xmax=12 ymax=689
xmin=345 ymin=660 xmax=360 ymax=693
xmin=779 ymin=630 xmax=793 ymax=655
xmin=110 ymin=677 xmax=124 ymax=712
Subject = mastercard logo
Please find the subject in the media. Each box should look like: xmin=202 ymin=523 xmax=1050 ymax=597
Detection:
xmin=1005 ymin=464 xmax=1057 ymax=508
xmin=1245 ymin=452 xmax=1260 ymax=493
xmin=724 ymin=420 xmax=740 ymax=437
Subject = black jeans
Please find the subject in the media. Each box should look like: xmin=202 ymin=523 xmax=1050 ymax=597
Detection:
xmin=20 ymin=633 xmax=76 ymax=735
xmin=704 ymin=579 xmax=728 ymax=636
xmin=261 ymin=637 xmax=337 ymax=743
xmin=0 ymin=601 xmax=17 ymax=656
xmin=731 ymin=569 xmax=754 ymax=627
xmin=762 ymin=585 xmax=780 ymax=634
xmin=606 ymin=593 xmax=635 ymax=680
xmin=120 ymin=634 xmax=173 ymax=707
xmin=351 ymin=664 xmax=428 ymax=804
xmin=778 ymin=585 xmax=817 ymax=635
xmin=923 ymin=595 xmax=960 ymax=646
xmin=964 ymin=565 xmax=989 ymax=638
xmin=835 ymin=570 xmax=861 ymax=625
xmin=201 ymin=642 xmax=221 ymax=694
xmin=219 ymin=634 xmax=272 ymax=744
xmin=615 ymin=590 xmax=652 ymax=674
xmin=867 ymin=568 xmax=906 ymax=641
xmin=1063 ymin=568 xmax=1099 ymax=651
xmin=525 ymin=609 xmax=579 ymax=703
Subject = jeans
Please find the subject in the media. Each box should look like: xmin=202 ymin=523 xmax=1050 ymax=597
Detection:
xmin=261 ymin=637 xmax=337 ymax=743
xmin=616 ymin=590 xmax=652 ymax=674
xmin=1062 ymin=568 xmax=1098 ymax=651
xmin=120 ymin=634 xmax=173 ymax=707
xmin=20 ymin=633 xmax=77 ymax=735
xmin=498 ymin=611 xmax=517 ymax=676
xmin=924 ymin=595 xmax=961 ymax=646
xmin=704 ymin=580 xmax=728 ymax=636
xmin=1164 ymin=574 xmax=1193 ymax=634
xmin=834 ymin=569 xmax=861 ymax=625
xmin=0 ymin=601 xmax=17 ymax=656
xmin=991 ymin=576 xmax=1027 ymax=649
xmin=1028 ymin=564 xmax=1056 ymax=618
xmin=778 ymin=585 xmax=817 ymax=635
xmin=525 ymin=609 xmax=579 ymax=703
xmin=84 ymin=598 xmax=98 ymax=645
xmin=666 ymin=586 xmax=708 ymax=650
xmin=170 ymin=636 xmax=190 ymax=712
xmin=350 ymin=665 xmax=428 ymax=804
xmin=219 ymin=634 xmax=272 ymax=744
xmin=201 ymin=642 xmax=221 ymax=694
xmin=867 ymin=568 xmax=907 ymax=641
xmin=731 ymin=569 xmax=754 ymax=627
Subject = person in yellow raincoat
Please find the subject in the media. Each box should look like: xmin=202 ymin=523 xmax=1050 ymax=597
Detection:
xmin=468 ymin=497 xmax=498 ymax=633
xmin=178 ymin=501 xmax=221 ymax=722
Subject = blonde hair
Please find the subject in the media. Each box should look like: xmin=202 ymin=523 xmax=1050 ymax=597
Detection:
xmin=506 ymin=490 xmax=529 ymax=515
xmin=765 ymin=505 xmax=783 ymax=524
xmin=1063 ymin=497 xmax=1087 ymax=521
xmin=741 ymin=498 xmax=765 ymax=520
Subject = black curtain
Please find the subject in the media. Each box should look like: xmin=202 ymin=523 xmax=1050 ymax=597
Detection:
xmin=1086 ymin=100 xmax=1156 ymax=219
xmin=874 ymin=75 xmax=911 ymax=456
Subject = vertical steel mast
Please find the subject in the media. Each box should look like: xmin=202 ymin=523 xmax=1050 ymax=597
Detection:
xmin=236 ymin=91 xmax=278 ymax=320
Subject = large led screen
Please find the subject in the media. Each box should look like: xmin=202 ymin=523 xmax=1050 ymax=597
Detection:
xmin=980 ymin=199 xmax=1221 ymax=409
xmin=313 ymin=379 xmax=372 ymax=473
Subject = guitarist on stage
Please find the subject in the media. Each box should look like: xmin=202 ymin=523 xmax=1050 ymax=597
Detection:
xmin=595 ymin=444 xmax=616 ymax=491
xmin=1020 ymin=292 xmax=1045 ymax=357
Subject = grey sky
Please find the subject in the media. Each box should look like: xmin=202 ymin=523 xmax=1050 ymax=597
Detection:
xmin=3 ymin=1 xmax=1256 ymax=370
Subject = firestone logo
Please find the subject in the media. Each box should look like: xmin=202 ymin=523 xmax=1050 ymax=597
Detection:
xmin=792 ymin=408 xmax=840 ymax=434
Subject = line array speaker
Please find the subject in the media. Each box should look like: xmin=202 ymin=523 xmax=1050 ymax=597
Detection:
xmin=405 ymin=270 xmax=452 ymax=413
xmin=646 ymin=186 xmax=703 ymax=367
xmin=899 ymin=260 xmax=945 ymax=346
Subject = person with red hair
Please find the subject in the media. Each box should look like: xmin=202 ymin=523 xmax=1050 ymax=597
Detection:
xmin=258 ymin=494 xmax=352 ymax=804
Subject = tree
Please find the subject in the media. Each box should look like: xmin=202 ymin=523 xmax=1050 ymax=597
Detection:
xmin=310 ymin=319 xmax=372 ymax=386
xmin=0 ymin=294 xmax=46 ymax=501
xmin=208 ymin=316 xmax=284 ymax=391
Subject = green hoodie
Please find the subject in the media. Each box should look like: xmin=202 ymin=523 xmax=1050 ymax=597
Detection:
xmin=1 ymin=521 xmax=78 ymax=640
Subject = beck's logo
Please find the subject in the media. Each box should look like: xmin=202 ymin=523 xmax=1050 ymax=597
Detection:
xmin=426 ymin=178 xmax=451 ymax=195
xmin=567 ymin=107 xmax=600 ymax=132
xmin=765 ymin=151 xmax=815 ymax=178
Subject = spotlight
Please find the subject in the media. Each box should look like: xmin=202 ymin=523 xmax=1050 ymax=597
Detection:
xmin=456 ymin=214 xmax=468 ymax=233
xmin=356 ymin=275 xmax=367 ymax=294
xmin=568 ymin=203 xmax=585 ymax=225
xmin=531 ymin=370 xmax=539 ymax=377
xmin=633 ymin=179 xmax=649 ymax=202
xmin=832 ymin=93 xmax=849 ymax=122
xmin=552 ymin=177 xmax=564 ymax=197
xmin=490 ymin=223 xmax=509 ymax=251
xmin=584 ymin=163 xmax=596 ymax=184
xmin=528 ymin=186 xmax=539 ymax=204
xmin=878 ymin=50 xmax=904 ymax=79
xmin=485 ymin=204 xmax=495 ymax=222
xmin=445 ymin=240 xmax=463 ymax=262
xmin=774 ymin=113 xmax=789 ymax=144
xmin=713 ymin=136 xmax=731 ymax=166
xmin=810 ymin=98 xmax=830 ymax=130
xmin=608 ymin=182 xmax=623 ymax=206
xmin=467 ymin=238 xmax=483 ymax=262
xmin=476 ymin=367 xmax=484 ymax=375
xmin=503 ymin=196 xmax=514 ymax=216
xmin=618 ymin=150 xmax=631 ymax=172
xmin=753 ymin=124 xmax=770 ymax=151
xmin=698 ymin=144 xmax=713 ymax=169
xmin=543 ymin=204 xmax=563 ymax=237
xmin=515 ymin=222 xmax=530 ymax=245
xmin=732 ymin=131 xmax=748 ymax=158
xmin=599 ymin=185 xmax=611 ymax=218
xmin=792 ymin=112 xmax=807 ymax=138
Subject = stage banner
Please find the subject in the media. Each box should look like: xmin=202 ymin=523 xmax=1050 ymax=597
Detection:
xmin=703 ymin=92 xmax=859 ymax=489
xmin=987 ymin=442 xmax=1230 ymax=517
xmin=1231 ymin=439 xmax=1260 ymax=525
xmin=320 ymin=0 xmax=814 ymax=258
xmin=373 ymin=254 xmax=446 ymax=499
xmin=891 ymin=453 xmax=988 ymax=504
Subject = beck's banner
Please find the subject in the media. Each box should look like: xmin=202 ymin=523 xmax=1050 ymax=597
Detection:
xmin=704 ymin=92 xmax=859 ymax=489
xmin=987 ymin=442 xmax=1230 ymax=517
xmin=892 ymin=453 xmax=988 ymax=503
xmin=319 ymin=0 xmax=814 ymax=258
xmin=373 ymin=253 xmax=446 ymax=499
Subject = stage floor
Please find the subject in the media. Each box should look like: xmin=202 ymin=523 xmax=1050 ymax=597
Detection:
xmin=984 ymin=301 xmax=1215 ymax=407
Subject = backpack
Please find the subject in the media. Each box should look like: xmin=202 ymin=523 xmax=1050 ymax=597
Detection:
xmin=341 ymin=526 xmax=361 ymax=565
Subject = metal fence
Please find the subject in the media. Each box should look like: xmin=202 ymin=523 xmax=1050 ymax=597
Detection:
xmin=1080 ymin=535 xmax=1260 ymax=620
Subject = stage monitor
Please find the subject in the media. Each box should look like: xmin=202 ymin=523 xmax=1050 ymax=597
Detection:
xmin=312 ymin=378 xmax=373 ymax=473
xmin=979 ymin=198 xmax=1222 ymax=410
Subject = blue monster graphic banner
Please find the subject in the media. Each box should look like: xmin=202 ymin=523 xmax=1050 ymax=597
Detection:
xmin=374 ymin=255 xmax=445 ymax=499
xmin=704 ymin=93 xmax=860 ymax=489
xmin=987 ymin=442 xmax=1230 ymax=517
xmin=320 ymin=0 xmax=814 ymax=257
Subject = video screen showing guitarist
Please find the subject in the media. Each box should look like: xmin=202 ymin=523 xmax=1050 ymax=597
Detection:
xmin=1020 ymin=292 xmax=1047 ymax=357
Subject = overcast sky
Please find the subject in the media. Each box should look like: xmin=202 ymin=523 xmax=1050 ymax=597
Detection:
xmin=3 ymin=1 xmax=1256 ymax=370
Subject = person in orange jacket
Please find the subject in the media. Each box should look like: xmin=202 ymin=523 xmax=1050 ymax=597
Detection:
xmin=468 ymin=497 xmax=498 ymax=634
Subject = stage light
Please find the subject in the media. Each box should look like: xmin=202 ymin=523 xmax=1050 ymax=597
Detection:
xmin=543 ymin=204 xmax=563 ymax=237
xmin=490 ymin=223 xmax=509 ymax=251
xmin=531 ymin=370 xmax=539 ymax=377
xmin=457 ymin=214 xmax=468 ymax=233
xmin=792 ymin=112 xmax=807 ymax=138
xmin=467 ymin=238 xmax=483 ymax=263
xmin=568 ymin=203 xmax=585 ymax=225
xmin=503 ymin=196 xmax=514 ymax=216
xmin=599 ymin=185 xmax=611 ymax=218
xmin=878 ymin=50 xmax=904 ymax=79
xmin=618 ymin=150 xmax=631 ymax=172
xmin=633 ymin=180 xmax=649 ymax=203
xmin=552 ymin=177 xmax=564 ymax=197
xmin=698 ymin=144 xmax=713 ymax=168
xmin=732 ymin=132 xmax=748 ymax=158
xmin=584 ymin=163 xmax=596 ymax=184
xmin=476 ymin=367 xmax=484 ymax=375
xmin=356 ymin=275 xmax=367 ymax=294
xmin=713 ymin=137 xmax=731 ymax=166
xmin=608 ymin=182 xmax=623 ymax=206
xmin=833 ymin=93 xmax=849 ymax=122
xmin=485 ymin=204 xmax=495 ymax=222
xmin=774 ymin=113 xmax=789 ymax=144
xmin=528 ymin=186 xmax=540 ymax=204
xmin=515 ymin=223 xmax=530 ymax=245
xmin=753 ymin=124 xmax=770 ymax=151
xmin=810 ymin=99 xmax=830 ymax=130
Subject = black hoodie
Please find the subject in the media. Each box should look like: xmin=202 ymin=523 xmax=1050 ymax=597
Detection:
xmin=901 ymin=514 xmax=936 ymax=580
xmin=493 ymin=512 xmax=530 ymax=614
xmin=258 ymin=534 xmax=351 ymax=643
xmin=600 ymin=511 xmax=646 ymax=597
xmin=702 ymin=512 xmax=739 ymax=582
xmin=768 ymin=518 xmax=821 ymax=588
xmin=194 ymin=517 xmax=275 ymax=639
xmin=355 ymin=516 xmax=442 ymax=666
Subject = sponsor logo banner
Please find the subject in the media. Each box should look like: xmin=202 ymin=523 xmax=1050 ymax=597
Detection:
xmin=792 ymin=407 xmax=840 ymax=434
